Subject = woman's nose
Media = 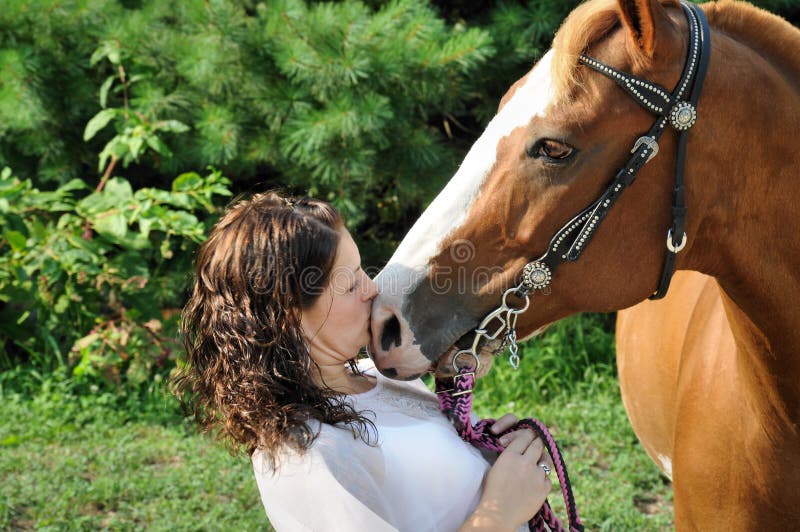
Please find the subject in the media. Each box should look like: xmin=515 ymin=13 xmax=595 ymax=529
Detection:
xmin=363 ymin=276 xmax=378 ymax=301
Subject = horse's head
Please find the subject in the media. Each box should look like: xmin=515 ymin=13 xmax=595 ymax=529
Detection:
xmin=370 ymin=0 xmax=702 ymax=379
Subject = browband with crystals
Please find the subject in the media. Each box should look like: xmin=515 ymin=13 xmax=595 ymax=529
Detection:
xmin=517 ymin=1 xmax=710 ymax=300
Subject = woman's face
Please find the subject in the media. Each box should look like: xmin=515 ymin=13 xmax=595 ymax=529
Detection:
xmin=301 ymin=228 xmax=378 ymax=364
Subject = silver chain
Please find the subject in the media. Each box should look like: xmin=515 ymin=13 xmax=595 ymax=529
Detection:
xmin=506 ymin=329 xmax=520 ymax=369
xmin=452 ymin=286 xmax=530 ymax=372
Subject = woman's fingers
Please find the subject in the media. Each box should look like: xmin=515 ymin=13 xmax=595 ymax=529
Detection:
xmin=498 ymin=426 xmax=544 ymax=449
xmin=501 ymin=429 xmax=548 ymax=462
xmin=523 ymin=435 xmax=545 ymax=460
xmin=490 ymin=413 xmax=519 ymax=434
xmin=503 ymin=429 xmax=535 ymax=454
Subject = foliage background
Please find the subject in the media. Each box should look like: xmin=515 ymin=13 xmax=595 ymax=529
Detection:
xmin=1 ymin=0 xmax=797 ymax=529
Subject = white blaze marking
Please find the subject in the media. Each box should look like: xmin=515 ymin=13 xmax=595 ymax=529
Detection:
xmin=380 ymin=50 xmax=558 ymax=292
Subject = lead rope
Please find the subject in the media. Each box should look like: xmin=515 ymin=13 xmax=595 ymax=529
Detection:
xmin=436 ymin=367 xmax=584 ymax=532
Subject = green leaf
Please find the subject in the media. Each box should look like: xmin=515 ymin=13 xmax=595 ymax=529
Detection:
xmin=164 ymin=210 xmax=201 ymax=236
xmin=129 ymin=136 xmax=144 ymax=159
xmin=84 ymin=109 xmax=117 ymax=141
xmin=4 ymin=230 xmax=26 ymax=251
xmin=54 ymin=294 xmax=70 ymax=314
xmin=99 ymin=75 xmax=115 ymax=108
xmin=92 ymin=41 xmax=122 ymax=66
xmin=78 ymin=191 xmax=117 ymax=215
xmin=160 ymin=120 xmax=190 ymax=133
xmin=136 ymin=189 xmax=191 ymax=210
xmin=92 ymin=212 xmax=127 ymax=239
xmin=61 ymin=179 xmax=88 ymax=193
xmin=145 ymin=136 xmax=173 ymax=158
xmin=160 ymin=237 xmax=173 ymax=259
xmin=139 ymin=216 xmax=154 ymax=237
xmin=90 ymin=47 xmax=106 ymax=67
xmin=104 ymin=177 xmax=133 ymax=203
xmin=172 ymin=172 xmax=203 ymax=192
xmin=97 ymin=137 xmax=127 ymax=172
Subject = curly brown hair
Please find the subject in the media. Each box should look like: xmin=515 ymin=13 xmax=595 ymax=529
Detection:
xmin=173 ymin=191 xmax=375 ymax=466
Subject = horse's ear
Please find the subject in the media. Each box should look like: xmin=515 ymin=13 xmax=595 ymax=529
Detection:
xmin=617 ymin=0 xmax=674 ymax=58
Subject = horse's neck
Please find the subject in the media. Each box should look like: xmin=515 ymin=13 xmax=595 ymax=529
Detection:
xmin=686 ymin=4 xmax=800 ymax=416
xmin=706 ymin=2 xmax=800 ymax=88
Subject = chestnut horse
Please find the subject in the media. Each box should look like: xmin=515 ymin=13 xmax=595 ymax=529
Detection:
xmin=369 ymin=0 xmax=800 ymax=528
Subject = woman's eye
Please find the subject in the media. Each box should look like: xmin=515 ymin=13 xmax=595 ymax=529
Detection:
xmin=529 ymin=139 xmax=575 ymax=161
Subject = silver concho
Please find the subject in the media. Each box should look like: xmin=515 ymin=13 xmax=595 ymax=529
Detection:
xmin=522 ymin=261 xmax=552 ymax=291
xmin=669 ymin=102 xmax=697 ymax=131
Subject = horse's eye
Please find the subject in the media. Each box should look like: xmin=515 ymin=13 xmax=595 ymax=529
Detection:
xmin=529 ymin=139 xmax=575 ymax=162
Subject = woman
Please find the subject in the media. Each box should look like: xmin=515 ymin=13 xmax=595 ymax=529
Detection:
xmin=176 ymin=192 xmax=551 ymax=531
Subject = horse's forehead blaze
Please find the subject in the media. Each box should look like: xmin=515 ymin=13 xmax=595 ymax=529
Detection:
xmin=384 ymin=51 xmax=559 ymax=284
xmin=497 ymin=70 xmax=533 ymax=113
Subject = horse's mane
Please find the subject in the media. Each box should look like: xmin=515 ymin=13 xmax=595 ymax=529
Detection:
xmin=550 ymin=0 xmax=799 ymax=103
xmin=552 ymin=0 xmax=621 ymax=102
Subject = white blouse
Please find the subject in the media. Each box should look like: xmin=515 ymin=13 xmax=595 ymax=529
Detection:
xmin=252 ymin=360 xmax=501 ymax=531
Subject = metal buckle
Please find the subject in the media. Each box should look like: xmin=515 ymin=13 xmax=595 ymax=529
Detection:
xmin=451 ymin=371 xmax=475 ymax=397
xmin=632 ymin=136 xmax=659 ymax=163
xmin=435 ymin=368 xmax=476 ymax=397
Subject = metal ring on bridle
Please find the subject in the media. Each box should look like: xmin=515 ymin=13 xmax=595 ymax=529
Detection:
xmin=666 ymin=229 xmax=687 ymax=253
xmin=452 ymin=350 xmax=480 ymax=372
xmin=501 ymin=286 xmax=531 ymax=313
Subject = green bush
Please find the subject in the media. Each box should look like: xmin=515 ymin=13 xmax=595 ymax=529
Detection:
xmin=0 ymin=167 xmax=231 ymax=386
xmin=0 ymin=42 xmax=234 ymax=387
xmin=0 ymin=0 xmax=506 ymax=263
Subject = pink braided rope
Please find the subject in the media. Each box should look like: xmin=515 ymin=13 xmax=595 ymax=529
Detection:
xmin=436 ymin=368 xmax=584 ymax=532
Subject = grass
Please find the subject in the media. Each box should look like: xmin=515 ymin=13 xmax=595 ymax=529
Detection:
xmin=0 ymin=314 xmax=673 ymax=530
xmin=0 ymin=385 xmax=269 ymax=531
xmin=472 ymin=373 xmax=673 ymax=530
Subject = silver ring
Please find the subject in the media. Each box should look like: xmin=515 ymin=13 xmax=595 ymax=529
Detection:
xmin=452 ymin=350 xmax=480 ymax=372
xmin=538 ymin=463 xmax=551 ymax=477
xmin=666 ymin=229 xmax=687 ymax=253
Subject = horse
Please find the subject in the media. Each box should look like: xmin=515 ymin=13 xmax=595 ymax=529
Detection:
xmin=368 ymin=0 xmax=800 ymax=528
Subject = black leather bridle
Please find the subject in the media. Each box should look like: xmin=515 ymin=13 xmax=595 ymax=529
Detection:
xmin=448 ymin=1 xmax=712 ymax=373
xmin=518 ymin=0 xmax=711 ymax=300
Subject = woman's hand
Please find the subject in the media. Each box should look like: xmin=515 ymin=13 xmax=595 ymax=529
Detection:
xmin=489 ymin=413 xmax=519 ymax=435
xmin=460 ymin=429 xmax=552 ymax=532
xmin=493 ymin=414 xmax=555 ymax=473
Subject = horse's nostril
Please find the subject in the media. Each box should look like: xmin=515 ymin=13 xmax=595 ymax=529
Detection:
xmin=382 ymin=368 xmax=398 ymax=378
xmin=380 ymin=315 xmax=402 ymax=352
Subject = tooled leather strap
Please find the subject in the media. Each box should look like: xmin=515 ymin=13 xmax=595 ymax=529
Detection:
xmin=651 ymin=2 xmax=711 ymax=299
xmin=521 ymin=2 xmax=710 ymax=300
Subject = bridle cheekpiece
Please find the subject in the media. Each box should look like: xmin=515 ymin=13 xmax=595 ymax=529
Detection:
xmin=447 ymin=1 xmax=711 ymax=375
